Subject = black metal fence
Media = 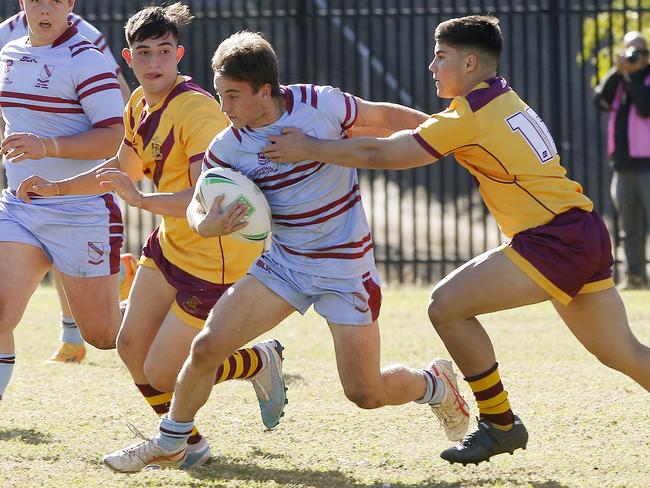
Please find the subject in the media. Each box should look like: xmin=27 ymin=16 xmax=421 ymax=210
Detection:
xmin=1 ymin=1 xmax=648 ymax=283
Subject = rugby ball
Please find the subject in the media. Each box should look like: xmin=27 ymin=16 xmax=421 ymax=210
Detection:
xmin=196 ymin=167 xmax=271 ymax=243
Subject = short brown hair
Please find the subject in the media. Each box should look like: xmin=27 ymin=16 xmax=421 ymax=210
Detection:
xmin=435 ymin=15 xmax=503 ymax=62
xmin=211 ymin=31 xmax=281 ymax=96
xmin=125 ymin=2 xmax=194 ymax=46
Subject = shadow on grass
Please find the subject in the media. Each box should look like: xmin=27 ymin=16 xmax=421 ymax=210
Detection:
xmin=190 ymin=455 xmax=572 ymax=487
xmin=0 ymin=428 xmax=52 ymax=445
xmin=284 ymin=373 xmax=305 ymax=385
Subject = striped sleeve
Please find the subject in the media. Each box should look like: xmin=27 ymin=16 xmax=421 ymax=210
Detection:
xmin=72 ymin=48 xmax=124 ymax=129
xmin=75 ymin=16 xmax=120 ymax=75
xmin=202 ymin=134 xmax=234 ymax=172
xmin=312 ymin=85 xmax=358 ymax=131
xmin=0 ymin=14 xmax=22 ymax=48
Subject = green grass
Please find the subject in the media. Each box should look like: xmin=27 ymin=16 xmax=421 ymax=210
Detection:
xmin=1 ymin=286 xmax=648 ymax=488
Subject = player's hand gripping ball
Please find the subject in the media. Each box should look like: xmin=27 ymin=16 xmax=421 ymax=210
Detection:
xmin=196 ymin=167 xmax=272 ymax=243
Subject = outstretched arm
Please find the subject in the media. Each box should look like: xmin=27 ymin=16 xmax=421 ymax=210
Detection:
xmin=263 ymin=96 xmax=436 ymax=170
xmin=16 ymin=140 xmax=141 ymax=202
xmin=353 ymin=97 xmax=429 ymax=133
xmin=96 ymin=161 xmax=200 ymax=218
xmin=263 ymin=127 xmax=437 ymax=170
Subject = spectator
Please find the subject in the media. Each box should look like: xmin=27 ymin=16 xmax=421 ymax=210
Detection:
xmin=595 ymin=31 xmax=650 ymax=290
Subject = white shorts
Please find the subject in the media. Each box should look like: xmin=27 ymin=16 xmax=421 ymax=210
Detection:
xmin=248 ymin=252 xmax=382 ymax=326
xmin=0 ymin=190 xmax=123 ymax=277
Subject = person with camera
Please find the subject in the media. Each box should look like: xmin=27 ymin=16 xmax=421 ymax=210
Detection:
xmin=595 ymin=31 xmax=650 ymax=289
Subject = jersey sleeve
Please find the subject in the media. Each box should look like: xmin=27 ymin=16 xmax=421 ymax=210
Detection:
xmin=122 ymin=90 xmax=142 ymax=148
xmin=71 ymin=48 xmax=124 ymax=129
xmin=0 ymin=14 xmax=22 ymax=48
xmin=202 ymin=130 xmax=236 ymax=172
xmin=312 ymin=85 xmax=358 ymax=132
xmin=75 ymin=17 xmax=121 ymax=75
xmin=178 ymin=94 xmax=230 ymax=166
xmin=412 ymin=100 xmax=478 ymax=159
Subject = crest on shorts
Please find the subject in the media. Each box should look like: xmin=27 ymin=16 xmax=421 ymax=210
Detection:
xmin=35 ymin=64 xmax=55 ymax=89
xmin=352 ymin=291 xmax=369 ymax=314
xmin=87 ymin=241 xmax=105 ymax=266
xmin=182 ymin=296 xmax=200 ymax=313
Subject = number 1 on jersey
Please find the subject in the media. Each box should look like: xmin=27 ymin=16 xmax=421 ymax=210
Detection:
xmin=506 ymin=107 xmax=558 ymax=164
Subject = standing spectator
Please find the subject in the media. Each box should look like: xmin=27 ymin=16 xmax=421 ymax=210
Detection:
xmin=595 ymin=31 xmax=650 ymax=290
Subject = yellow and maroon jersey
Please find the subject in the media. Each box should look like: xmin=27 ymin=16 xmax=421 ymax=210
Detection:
xmin=413 ymin=77 xmax=593 ymax=238
xmin=124 ymin=75 xmax=263 ymax=283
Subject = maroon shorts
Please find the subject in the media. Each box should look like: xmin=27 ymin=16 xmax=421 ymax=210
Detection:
xmin=142 ymin=227 xmax=231 ymax=328
xmin=502 ymin=208 xmax=614 ymax=305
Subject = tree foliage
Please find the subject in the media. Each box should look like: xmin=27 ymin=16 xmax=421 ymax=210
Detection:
xmin=581 ymin=0 xmax=650 ymax=84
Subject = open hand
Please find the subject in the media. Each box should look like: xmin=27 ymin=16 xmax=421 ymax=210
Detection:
xmin=96 ymin=168 xmax=141 ymax=206
xmin=262 ymin=127 xmax=313 ymax=163
xmin=1 ymin=133 xmax=47 ymax=163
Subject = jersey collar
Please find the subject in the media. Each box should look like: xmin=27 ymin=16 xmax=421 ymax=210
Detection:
xmin=51 ymin=23 xmax=78 ymax=48
xmin=464 ymin=76 xmax=511 ymax=112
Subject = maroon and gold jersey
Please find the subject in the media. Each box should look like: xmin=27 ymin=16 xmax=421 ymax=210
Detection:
xmin=413 ymin=77 xmax=593 ymax=238
xmin=124 ymin=75 xmax=262 ymax=283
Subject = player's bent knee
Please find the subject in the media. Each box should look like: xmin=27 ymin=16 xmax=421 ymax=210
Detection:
xmin=189 ymin=334 xmax=224 ymax=370
xmin=343 ymin=386 xmax=384 ymax=409
xmin=0 ymin=301 xmax=25 ymax=332
xmin=427 ymin=291 xmax=454 ymax=330
xmin=144 ymin=368 xmax=176 ymax=393
xmin=592 ymin=345 xmax=639 ymax=373
xmin=82 ymin=327 xmax=117 ymax=350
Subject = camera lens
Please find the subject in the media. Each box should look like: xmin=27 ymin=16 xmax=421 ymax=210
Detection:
xmin=625 ymin=47 xmax=640 ymax=63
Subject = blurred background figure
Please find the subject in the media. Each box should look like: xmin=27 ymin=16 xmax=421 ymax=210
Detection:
xmin=594 ymin=31 xmax=650 ymax=290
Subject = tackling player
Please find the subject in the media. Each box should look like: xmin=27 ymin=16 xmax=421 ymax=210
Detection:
xmin=101 ymin=30 xmax=469 ymax=473
xmin=0 ymin=0 xmax=124 ymax=401
xmin=262 ymin=15 xmax=650 ymax=465
xmin=0 ymin=4 xmax=133 ymax=364
xmin=20 ymin=4 xmax=287 ymax=469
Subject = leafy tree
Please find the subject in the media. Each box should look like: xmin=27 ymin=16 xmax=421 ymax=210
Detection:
xmin=581 ymin=0 xmax=650 ymax=84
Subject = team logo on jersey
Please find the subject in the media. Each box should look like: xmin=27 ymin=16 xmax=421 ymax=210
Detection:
xmin=87 ymin=241 xmax=105 ymax=266
xmin=151 ymin=137 xmax=163 ymax=161
xmin=257 ymin=153 xmax=272 ymax=165
xmin=19 ymin=56 xmax=37 ymax=64
xmin=35 ymin=64 xmax=55 ymax=89
xmin=1 ymin=60 xmax=13 ymax=85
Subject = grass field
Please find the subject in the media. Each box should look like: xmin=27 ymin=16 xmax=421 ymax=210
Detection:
xmin=1 ymin=285 xmax=648 ymax=488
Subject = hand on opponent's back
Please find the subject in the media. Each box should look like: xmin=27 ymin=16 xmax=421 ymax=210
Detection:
xmin=16 ymin=175 xmax=60 ymax=203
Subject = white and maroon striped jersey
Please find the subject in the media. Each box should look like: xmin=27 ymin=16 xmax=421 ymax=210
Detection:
xmin=0 ymin=24 xmax=124 ymax=196
xmin=0 ymin=11 xmax=120 ymax=75
xmin=203 ymin=84 xmax=374 ymax=278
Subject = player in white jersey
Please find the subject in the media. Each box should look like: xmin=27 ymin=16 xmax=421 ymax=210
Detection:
xmin=102 ymin=31 xmax=468 ymax=473
xmin=0 ymin=9 xmax=130 ymax=100
xmin=0 ymin=0 xmax=124 ymax=402
xmin=0 ymin=5 xmax=132 ymax=363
